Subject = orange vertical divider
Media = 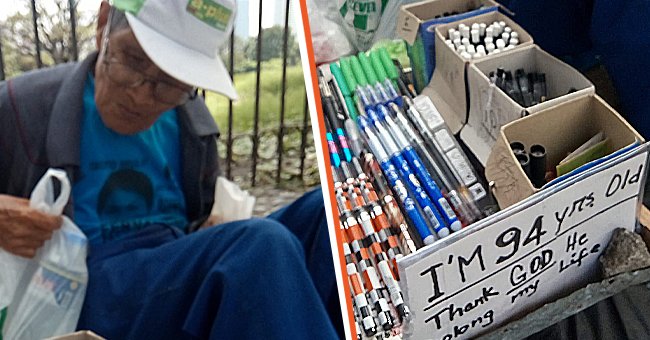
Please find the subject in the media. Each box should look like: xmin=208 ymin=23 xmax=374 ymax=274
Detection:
xmin=296 ymin=0 xmax=357 ymax=338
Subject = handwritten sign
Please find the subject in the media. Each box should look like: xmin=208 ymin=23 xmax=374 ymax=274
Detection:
xmin=398 ymin=145 xmax=648 ymax=340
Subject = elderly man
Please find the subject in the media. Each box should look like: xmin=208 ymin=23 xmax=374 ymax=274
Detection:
xmin=0 ymin=0 xmax=341 ymax=338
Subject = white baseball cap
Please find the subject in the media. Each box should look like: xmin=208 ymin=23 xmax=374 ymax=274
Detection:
xmin=113 ymin=0 xmax=238 ymax=100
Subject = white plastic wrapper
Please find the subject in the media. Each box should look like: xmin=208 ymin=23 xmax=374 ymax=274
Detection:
xmin=209 ymin=176 xmax=256 ymax=224
xmin=337 ymin=0 xmax=389 ymax=51
xmin=1 ymin=169 xmax=88 ymax=340
xmin=308 ymin=0 xmax=420 ymax=57
xmin=308 ymin=0 xmax=355 ymax=63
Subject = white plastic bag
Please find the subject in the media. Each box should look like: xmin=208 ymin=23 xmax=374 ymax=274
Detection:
xmin=308 ymin=0 xmax=421 ymax=58
xmin=0 ymin=169 xmax=88 ymax=340
xmin=308 ymin=0 xmax=355 ymax=63
xmin=209 ymin=176 xmax=256 ymax=224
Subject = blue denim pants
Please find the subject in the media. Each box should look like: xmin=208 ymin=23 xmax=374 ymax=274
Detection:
xmin=76 ymin=188 xmax=342 ymax=339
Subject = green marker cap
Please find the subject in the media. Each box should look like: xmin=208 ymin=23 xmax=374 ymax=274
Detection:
xmin=339 ymin=57 xmax=358 ymax=90
xmin=358 ymin=52 xmax=378 ymax=85
xmin=370 ymin=51 xmax=388 ymax=81
xmin=345 ymin=96 xmax=358 ymax=120
xmin=379 ymin=48 xmax=399 ymax=80
xmin=349 ymin=56 xmax=369 ymax=86
xmin=330 ymin=63 xmax=351 ymax=97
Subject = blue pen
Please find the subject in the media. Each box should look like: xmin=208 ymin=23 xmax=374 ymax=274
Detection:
xmin=357 ymin=115 xmax=436 ymax=245
xmin=340 ymin=58 xmax=376 ymax=110
xmin=358 ymin=52 xmax=391 ymax=104
xmin=389 ymin=102 xmax=479 ymax=225
xmin=376 ymin=105 xmax=463 ymax=232
xmin=363 ymin=110 xmax=451 ymax=239
xmin=403 ymin=97 xmax=484 ymax=222
xmin=362 ymin=51 xmax=403 ymax=112
xmin=369 ymin=51 xmax=400 ymax=102
xmin=350 ymin=57 xmax=381 ymax=106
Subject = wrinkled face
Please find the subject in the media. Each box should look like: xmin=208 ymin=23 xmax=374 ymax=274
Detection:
xmin=94 ymin=4 xmax=193 ymax=135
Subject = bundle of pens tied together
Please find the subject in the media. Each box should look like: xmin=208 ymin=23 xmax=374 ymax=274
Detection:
xmin=445 ymin=20 xmax=520 ymax=60
xmin=490 ymin=67 xmax=548 ymax=107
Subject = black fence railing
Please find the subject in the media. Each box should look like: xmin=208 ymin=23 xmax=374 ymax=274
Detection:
xmin=0 ymin=0 xmax=313 ymax=189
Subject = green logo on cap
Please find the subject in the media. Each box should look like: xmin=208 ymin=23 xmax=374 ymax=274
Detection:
xmin=187 ymin=0 xmax=232 ymax=31
xmin=113 ymin=0 xmax=146 ymax=14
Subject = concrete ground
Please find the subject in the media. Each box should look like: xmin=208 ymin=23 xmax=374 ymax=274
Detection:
xmin=249 ymin=186 xmax=307 ymax=216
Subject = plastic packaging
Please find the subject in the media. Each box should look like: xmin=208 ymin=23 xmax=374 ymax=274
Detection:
xmin=0 ymin=169 xmax=88 ymax=340
xmin=307 ymin=0 xmax=355 ymax=63
xmin=210 ymin=176 xmax=256 ymax=224
xmin=308 ymin=0 xmax=419 ymax=62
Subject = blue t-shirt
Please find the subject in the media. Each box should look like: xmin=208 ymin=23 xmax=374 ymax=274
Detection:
xmin=73 ymin=74 xmax=188 ymax=244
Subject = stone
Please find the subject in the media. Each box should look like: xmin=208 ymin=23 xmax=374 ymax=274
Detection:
xmin=600 ymin=228 xmax=650 ymax=278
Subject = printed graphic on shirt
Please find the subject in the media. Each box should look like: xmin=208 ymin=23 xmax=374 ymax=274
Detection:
xmin=76 ymin=156 xmax=187 ymax=243
xmin=73 ymin=74 xmax=188 ymax=245
xmin=96 ymin=169 xmax=154 ymax=241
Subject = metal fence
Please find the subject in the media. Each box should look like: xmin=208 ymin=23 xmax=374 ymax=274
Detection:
xmin=0 ymin=0 xmax=313 ymax=189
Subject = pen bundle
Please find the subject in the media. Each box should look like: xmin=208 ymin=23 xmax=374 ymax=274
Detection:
xmin=490 ymin=67 xmax=547 ymax=107
xmin=319 ymin=47 xmax=496 ymax=338
xmin=445 ymin=20 xmax=520 ymax=60
xmin=333 ymin=156 xmax=413 ymax=337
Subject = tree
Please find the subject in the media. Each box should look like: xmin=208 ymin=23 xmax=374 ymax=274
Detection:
xmin=218 ymin=34 xmax=257 ymax=73
xmin=0 ymin=0 xmax=96 ymax=78
xmin=244 ymin=25 xmax=300 ymax=65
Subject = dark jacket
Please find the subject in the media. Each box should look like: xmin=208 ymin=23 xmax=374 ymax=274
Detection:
xmin=0 ymin=52 xmax=220 ymax=232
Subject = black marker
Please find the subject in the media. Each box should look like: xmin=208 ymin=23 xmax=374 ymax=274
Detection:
xmin=324 ymin=117 xmax=341 ymax=168
xmin=529 ymin=73 xmax=539 ymax=105
xmin=392 ymin=59 xmax=416 ymax=98
xmin=529 ymin=144 xmax=547 ymax=188
xmin=495 ymin=68 xmax=549 ymax=106
xmin=510 ymin=141 xmax=526 ymax=155
xmin=328 ymin=80 xmax=347 ymax=122
xmin=507 ymin=71 xmax=520 ymax=104
xmin=495 ymin=67 xmax=505 ymax=89
xmin=320 ymin=74 xmax=354 ymax=163
xmin=516 ymin=152 xmax=530 ymax=176
xmin=540 ymin=74 xmax=547 ymax=101
xmin=505 ymin=71 xmax=524 ymax=105
xmin=516 ymin=69 xmax=533 ymax=107
xmin=488 ymin=71 xmax=496 ymax=83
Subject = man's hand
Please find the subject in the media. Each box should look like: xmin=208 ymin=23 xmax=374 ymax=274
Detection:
xmin=0 ymin=194 xmax=63 ymax=258
xmin=200 ymin=214 xmax=223 ymax=229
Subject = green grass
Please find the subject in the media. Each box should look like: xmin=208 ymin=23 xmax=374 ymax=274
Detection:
xmin=205 ymin=58 xmax=308 ymax=133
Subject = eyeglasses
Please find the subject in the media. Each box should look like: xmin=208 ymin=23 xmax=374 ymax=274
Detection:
xmin=100 ymin=20 xmax=197 ymax=106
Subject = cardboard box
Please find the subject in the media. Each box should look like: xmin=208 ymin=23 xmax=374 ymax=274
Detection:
xmin=485 ymin=94 xmax=644 ymax=208
xmin=421 ymin=10 xmax=534 ymax=135
xmin=463 ymin=45 xmax=595 ymax=165
xmin=396 ymin=0 xmax=500 ymax=92
xmin=397 ymin=138 xmax=649 ymax=339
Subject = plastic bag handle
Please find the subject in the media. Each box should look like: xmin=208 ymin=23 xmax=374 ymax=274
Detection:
xmin=29 ymin=169 xmax=71 ymax=215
